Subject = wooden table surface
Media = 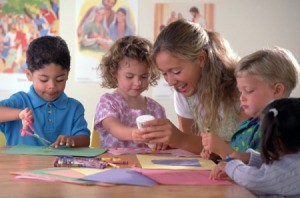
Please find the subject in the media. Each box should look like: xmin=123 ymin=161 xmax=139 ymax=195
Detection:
xmin=0 ymin=147 xmax=256 ymax=198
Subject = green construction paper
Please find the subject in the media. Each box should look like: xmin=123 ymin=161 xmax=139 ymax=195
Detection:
xmin=1 ymin=144 xmax=106 ymax=157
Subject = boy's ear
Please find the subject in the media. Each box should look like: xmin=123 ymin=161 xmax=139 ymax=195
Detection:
xmin=274 ymin=82 xmax=285 ymax=97
xmin=25 ymin=69 xmax=33 ymax=81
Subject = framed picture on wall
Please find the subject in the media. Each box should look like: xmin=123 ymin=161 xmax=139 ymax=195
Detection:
xmin=75 ymin=0 xmax=138 ymax=82
xmin=154 ymin=2 xmax=214 ymax=40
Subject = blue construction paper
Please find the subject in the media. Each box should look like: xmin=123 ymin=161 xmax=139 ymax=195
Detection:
xmin=151 ymin=159 xmax=201 ymax=167
xmin=81 ymin=168 xmax=157 ymax=186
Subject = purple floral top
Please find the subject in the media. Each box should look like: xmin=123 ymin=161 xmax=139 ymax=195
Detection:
xmin=94 ymin=91 xmax=166 ymax=148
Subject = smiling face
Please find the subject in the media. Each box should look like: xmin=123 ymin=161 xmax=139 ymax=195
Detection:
xmin=155 ymin=51 xmax=203 ymax=97
xmin=26 ymin=63 xmax=68 ymax=102
xmin=116 ymin=58 xmax=149 ymax=99
xmin=237 ymin=74 xmax=283 ymax=118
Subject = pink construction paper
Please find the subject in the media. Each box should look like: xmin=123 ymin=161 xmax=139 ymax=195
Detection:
xmin=133 ymin=168 xmax=232 ymax=185
xmin=15 ymin=175 xmax=55 ymax=182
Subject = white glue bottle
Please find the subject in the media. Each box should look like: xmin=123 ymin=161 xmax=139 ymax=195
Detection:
xmin=136 ymin=115 xmax=156 ymax=151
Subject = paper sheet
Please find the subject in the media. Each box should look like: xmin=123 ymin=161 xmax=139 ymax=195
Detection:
xmin=81 ymin=168 xmax=157 ymax=187
xmin=12 ymin=167 xmax=111 ymax=186
xmin=108 ymin=148 xmax=199 ymax=157
xmin=1 ymin=144 xmax=106 ymax=157
xmin=133 ymin=168 xmax=232 ymax=185
xmin=136 ymin=155 xmax=216 ymax=170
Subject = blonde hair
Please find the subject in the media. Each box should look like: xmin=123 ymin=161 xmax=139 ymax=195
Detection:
xmin=99 ymin=35 xmax=160 ymax=88
xmin=152 ymin=19 xmax=240 ymax=138
xmin=235 ymin=47 xmax=300 ymax=97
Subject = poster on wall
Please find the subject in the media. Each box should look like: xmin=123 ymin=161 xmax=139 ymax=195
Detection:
xmin=75 ymin=0 xmax=138 ymax=82
xmin=154 ymin=2 xmax=214 ymax=40
xmin=0 ymin=0 xmax=60 ymax=96
xmin=152 ymin=2 xmax=215 ymax=99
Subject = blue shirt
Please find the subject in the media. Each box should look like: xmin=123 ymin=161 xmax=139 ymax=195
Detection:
xmin=0 ymin=86 xmax=90 ymax=146
xmin=229 ymin=118 xmax=261 ymax=152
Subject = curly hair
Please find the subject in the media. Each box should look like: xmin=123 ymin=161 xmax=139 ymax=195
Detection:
xmin=99 ymin=35 xmax=160 ymax=88
xmin=26 ymin=36 xmax=70 ymax=72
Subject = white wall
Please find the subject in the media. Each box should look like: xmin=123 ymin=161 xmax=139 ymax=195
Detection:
xmin=2 ymin=0 xmax=300 ymax=129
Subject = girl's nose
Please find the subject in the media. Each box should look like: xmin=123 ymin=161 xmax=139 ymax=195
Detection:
xmin=134 ymin=78 xmax=142 ymax=86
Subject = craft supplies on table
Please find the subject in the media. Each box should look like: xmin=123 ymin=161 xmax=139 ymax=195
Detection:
xmin=53 ymin=156 xmax=113 ymax=169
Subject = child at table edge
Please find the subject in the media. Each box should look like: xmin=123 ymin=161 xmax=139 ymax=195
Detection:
xmin=210 ymin=98 xmax=300 ymax=196
xmin=94 ymin=35 xmax=166 ymax=149
xmin=0 ymin=36 xmax=90 ymax=147
xmin=201 ymin=47 xmax=299 ymax=161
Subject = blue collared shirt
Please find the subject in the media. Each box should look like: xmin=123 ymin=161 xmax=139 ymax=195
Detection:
xmin=0 ymin=85 xmax=90 ymax=146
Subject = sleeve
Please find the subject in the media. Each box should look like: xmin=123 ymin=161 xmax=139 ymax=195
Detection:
xmin=174 ymin=91 xmax=193 ymax=119
xmin=246 ymin=149 xmax=263 ymax=168
xmin=94 ymin=94 xmax=119 ymax=131
xmin=0 ymin=92 xmax=27 ymax=132
xmin=224 ymin=160 xmax=264 ymax=194
xmin=224 ymin=152 xmax=275 ymax=195
xmin=71 ymin=101 xmax=90 ymax=137
xmin=0 ymin=92 xmax=27 ymax=108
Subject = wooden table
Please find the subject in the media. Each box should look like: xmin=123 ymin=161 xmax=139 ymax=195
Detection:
xmin=0 ymin=148 xmax=255 ymax=198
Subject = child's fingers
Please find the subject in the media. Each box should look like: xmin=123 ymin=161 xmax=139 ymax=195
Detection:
xmin=65 ymin=137 xmax=75 ymax=147
xmin=51 ymin=140 xmax=60 ymax=148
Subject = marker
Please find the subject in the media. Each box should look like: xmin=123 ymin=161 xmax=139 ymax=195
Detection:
xmin=217 ymin=155 xmax=235 ymax=163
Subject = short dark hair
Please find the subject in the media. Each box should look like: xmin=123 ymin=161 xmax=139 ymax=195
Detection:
xmin=26 ymin=36 xmax=71 ymax=72
xmin=260 ymin=98 xmax=300 ymax=164
xmin=189 ymin=6 xmax=199 ymax=13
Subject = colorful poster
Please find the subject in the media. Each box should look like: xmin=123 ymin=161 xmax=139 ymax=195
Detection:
xmin=75 ymin=0 xmax=138 ymax=82
xmin=0 ymin=0 xmax=60 ymax=95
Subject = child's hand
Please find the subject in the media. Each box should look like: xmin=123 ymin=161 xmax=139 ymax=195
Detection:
xmin=210 ymin=162 xmax=228 ymax=180
xmin=200 ymin=149 xmax=211 ymax=159
xmin=132 ymin=128 xmax=147 ymax=144
xmin=201 ymin=133 xmax=227 ymax=155
xmin=155 ymin=143 xmax=168 ymax=151
xmin=19 ymin=108 xmax=33 ymax=133
xmin=52 ymin=135 xmax=75 ymax=148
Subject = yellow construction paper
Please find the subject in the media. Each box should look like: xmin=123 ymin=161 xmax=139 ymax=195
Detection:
xmin=71 ymin=168 xmax=107 ymax=176
xmin=136 ymin=155 xmax=216 ymax=170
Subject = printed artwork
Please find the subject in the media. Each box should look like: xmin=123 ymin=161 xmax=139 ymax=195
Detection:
xmin=0 ymin=0 xmax=59 ymax=94
xmin=0 ymin=0 xmax=59 ymax=74
xmin=75 ymin=0 xmax=137 ymax=82
xmin=153 ymin=3 xmax=214 ymax=40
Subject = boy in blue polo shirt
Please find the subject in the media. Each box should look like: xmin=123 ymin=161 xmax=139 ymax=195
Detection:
xmin=0 ymin=36 xmax=90 ymax=147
